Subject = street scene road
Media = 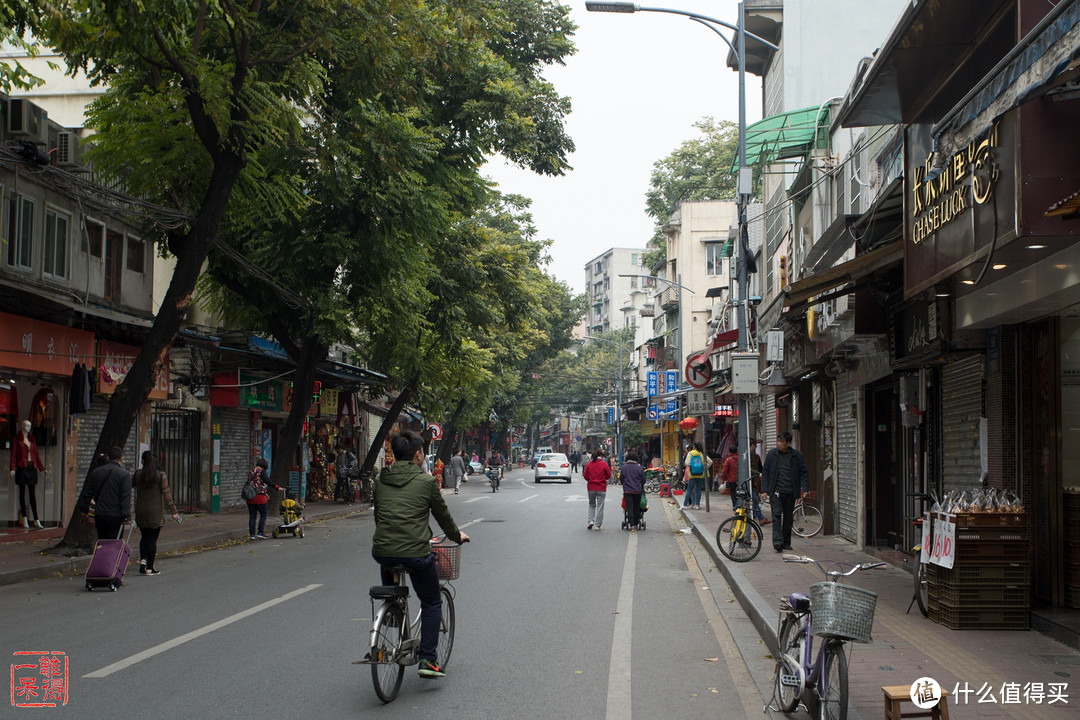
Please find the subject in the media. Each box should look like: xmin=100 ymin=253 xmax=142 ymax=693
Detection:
xmin=1 ymin=468 xmax=773 ymax=719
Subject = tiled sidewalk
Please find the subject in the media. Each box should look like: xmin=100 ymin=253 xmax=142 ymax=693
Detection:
xmin=678 ymin=499 xmax=1078 ymax=720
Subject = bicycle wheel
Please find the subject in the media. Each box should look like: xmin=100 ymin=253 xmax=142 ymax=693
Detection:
xmin=819 ymin=641 xmax=849 ymax=720
xmin=913 ymin=558 xmax=929 ymax=618
xmin=370 ymin=604 xmax=406 ymax=703
xmin=437 ymin=587 xmax=455 ymax=667
xmin=792 ymin=502 xmax=823 ymax=538
xmin=773 ymin=615 xmax=802 ymax=712
xmin=716 ymin=516 xmax=763 ymax=562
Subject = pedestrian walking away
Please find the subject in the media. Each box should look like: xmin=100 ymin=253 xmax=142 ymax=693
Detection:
xmin=133 ymin=450 xmax=179 ymax=575
xmin=761 ymin=432 xmax=809 ymax=552
xmin=447 ymin=450 xmax=467 ymax=494
xmin=683 ymin=442 xmax=708 ymax=509
xmin=244 ymin=458 xmax=283 ymax=540
xmin=749 ymin=437 xmax=769 ymax=525
xmin=76 ymin=446 xmax=133 ymax=542
xmin=372 ymin=430 xmax=471 ymax=679
xmin=619 ymin=451 xmax=646 ymax=530
xmin=583 ymin=449 xmax=611 ymax=530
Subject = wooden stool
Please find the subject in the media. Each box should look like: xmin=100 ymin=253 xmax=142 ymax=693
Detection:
xmin=883 ymin=685 xmax=950 ymax=720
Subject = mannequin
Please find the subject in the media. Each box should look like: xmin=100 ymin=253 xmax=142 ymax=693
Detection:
xmin=10 ymin=420 xmax=44 ymax=528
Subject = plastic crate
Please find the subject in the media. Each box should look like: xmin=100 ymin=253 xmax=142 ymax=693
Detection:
xmin=927 ymin=581 xmax=1029 ymax=607
xmin=927 ymin=562 xmax=1030 ymax=586
xmin=954 ymin=539 xmax=1029 ymax=563
xmin=950 ymin=512 xmax=1027 ymax=529
xmin=928 ymin=602 xmax=1029 ymax=630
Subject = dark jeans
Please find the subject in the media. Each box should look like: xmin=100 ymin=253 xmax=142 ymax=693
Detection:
xmin=770 ymin=492 xmax=797 ymax=548
xmin=96 ymin=515 xmax=124 ymax=543
xmin=624 ymin=492 xmax=643 ymax=527
xmin=730 ymin=484 xmax=765 ymax=520
xmin=372 ymin=551 xmax=443 ymax=663
xmin=139 ymin=526 xmax=161 ymax=569
xmin=248 ymin=503 xmax=268 ymax=536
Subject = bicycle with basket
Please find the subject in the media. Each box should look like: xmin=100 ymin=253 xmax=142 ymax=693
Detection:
xmin=361 ymin=537 xmax=460 ymax=703
xmin=769 ymin=554 xmax=885 ymax=720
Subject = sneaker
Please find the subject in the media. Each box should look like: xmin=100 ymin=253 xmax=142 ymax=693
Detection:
xmin=587 ymin=521 xmax=594 ymax=529
xmin=146 ymin=568 xmax=161 ymax=576
xmin=594 ymin=526 xmax=602 ymax=531
xmin=139 ymin=560 xmax=147 ymax=575
xmin=257 ymin=534 xmax=269 ymax=539
xmin=250 ymin=535 xmax=257 ymax=540
xmin=782 ymin=544 xmax=793 ymax=550
xmin=417 ymin=659 xmax=445 ymax=678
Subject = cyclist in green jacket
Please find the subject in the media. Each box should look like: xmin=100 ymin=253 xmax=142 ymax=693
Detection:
xmin=372 ymin=430 xmax=470 ymax=679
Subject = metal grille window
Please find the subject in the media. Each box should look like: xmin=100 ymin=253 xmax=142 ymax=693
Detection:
xmin=151 ymin=408 xmax=202 ymax=510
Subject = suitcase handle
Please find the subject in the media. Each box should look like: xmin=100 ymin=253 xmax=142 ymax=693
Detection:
xmin=120 ymin=521 xmax=137 ymax=543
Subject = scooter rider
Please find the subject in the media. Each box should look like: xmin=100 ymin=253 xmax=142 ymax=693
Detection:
xmin=487 ymin=451 xmax=504 ymax=489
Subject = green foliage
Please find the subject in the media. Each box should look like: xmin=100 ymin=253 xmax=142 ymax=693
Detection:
xmin=0 ymin=2 xmax=51 ymax=92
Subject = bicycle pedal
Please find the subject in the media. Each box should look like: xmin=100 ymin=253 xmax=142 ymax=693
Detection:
xmin=780 ymin=673 xmax=800 ymax=687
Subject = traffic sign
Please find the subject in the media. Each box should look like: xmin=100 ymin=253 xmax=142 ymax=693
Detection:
xmin=426 ymin=422 xmax=443 ymax=440
xmin=687 ymin=389 xmax=715 ymax=416
xmin=685 ymin=356 xmax=712 ymax=389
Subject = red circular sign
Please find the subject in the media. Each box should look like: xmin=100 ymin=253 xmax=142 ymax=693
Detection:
xmin=426 ymin=422 xmax=444 ymax=440
xmin=685 ymin=356 xmax=712 ymax=389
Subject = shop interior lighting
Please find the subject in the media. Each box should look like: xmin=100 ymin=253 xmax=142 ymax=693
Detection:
xmin=961 ymin=279 xmax=976 ymax=285
xmin=1027 ymin=244 xmax=1047 ymax=249
xmin=992 ymin=264 xmax=1007 ymax=270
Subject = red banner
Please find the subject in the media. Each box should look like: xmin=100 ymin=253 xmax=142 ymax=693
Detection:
xmin=97 ymin=339 xmax=170 ymax=400
xmin=0 ymin=311 xmax=94 ymax=376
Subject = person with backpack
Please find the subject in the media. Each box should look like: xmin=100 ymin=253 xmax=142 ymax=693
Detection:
xmin=244 ymin=457 xmax=283 ymax=540
xmin=683 ymin=442 xmax=708 ymax=510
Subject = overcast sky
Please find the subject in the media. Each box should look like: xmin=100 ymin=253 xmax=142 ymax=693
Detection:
xmin=484 ymin=0 xmax=762 ymax=294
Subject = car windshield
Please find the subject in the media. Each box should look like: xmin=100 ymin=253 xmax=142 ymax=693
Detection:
xmin=541 ymin=454 xmax=567 ymax=463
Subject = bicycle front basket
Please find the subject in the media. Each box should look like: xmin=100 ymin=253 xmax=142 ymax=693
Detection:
xmin=431 ymin=538 xmax=461 ymax=580
xmin=810 ymin=582 xmax=877 ymax=643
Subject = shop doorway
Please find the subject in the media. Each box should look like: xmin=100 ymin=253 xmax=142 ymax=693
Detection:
xmin=151 ymin=408 xmax=201 ymax=511
xmin=866 ymin=381 xmax=902 ymax=548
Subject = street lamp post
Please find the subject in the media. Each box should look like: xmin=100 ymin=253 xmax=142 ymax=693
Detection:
xmin=590 ymin=1 xmax=778 ymax=514
xmin=618 ymin=273 xmax=694 ymax=387
xmin=582 ymin=334 xmax=633 ymax=466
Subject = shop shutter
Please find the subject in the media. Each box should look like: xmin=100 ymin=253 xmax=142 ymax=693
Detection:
xmin=74 ymin=403 xmax=141 ymax=495
xmin=941 ymin=355 xmax=985 ymax=493
xmin=836 ymin=380 xmax=858 ymax=541
xmin=218 ymin=408 xmax=251 ymax=508
xmin=763 ymin=395 xmax=776 ymax=452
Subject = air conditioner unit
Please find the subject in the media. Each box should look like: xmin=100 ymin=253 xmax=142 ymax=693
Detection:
xmin=7 ymin=99 xmax=48 ymax=143
xmin=56 ymin=131 xmax=81 ymax=167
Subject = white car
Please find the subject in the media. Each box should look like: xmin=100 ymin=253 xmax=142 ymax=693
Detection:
xmin=534 ymin=453 xmax=571 ymax=483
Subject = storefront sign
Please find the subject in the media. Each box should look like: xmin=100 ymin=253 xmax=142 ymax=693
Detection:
xmin=240 ymin=374 xmax=282 ymax=411
xmin=97 ymin=340 xmax=170 ymax=400
xmin=0 ymin=311 xmax=94 ymax=376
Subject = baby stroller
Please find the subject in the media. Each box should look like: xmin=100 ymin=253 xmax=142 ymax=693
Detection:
xmin=272 ymin=492 xmax=306 ymax=539
xmin=620 ymin=494 xmax=647 ymax=531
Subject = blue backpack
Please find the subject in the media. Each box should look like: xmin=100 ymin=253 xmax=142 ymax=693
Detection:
xmin=689 ymin=451 xmax=705 ymax=476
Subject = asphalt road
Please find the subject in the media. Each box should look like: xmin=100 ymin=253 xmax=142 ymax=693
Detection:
xmin=0 ymin=467 xmax=769 ymax=719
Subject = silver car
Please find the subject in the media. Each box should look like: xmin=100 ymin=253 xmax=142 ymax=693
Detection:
xmin=534 ymin=453 xmax=571 ymax=483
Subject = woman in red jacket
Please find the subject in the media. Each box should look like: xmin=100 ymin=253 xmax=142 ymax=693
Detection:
xmin=582 ymin=449 xmax=612 ymax=531
xmin=9 ymin=420 xmax=44 ymax=528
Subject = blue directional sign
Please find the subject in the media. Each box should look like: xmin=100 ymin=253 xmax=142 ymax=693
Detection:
xmin=607 ymin=407 xmax=615 ymax=424
xmin=647 ymin=371 xmax=658 ymax=398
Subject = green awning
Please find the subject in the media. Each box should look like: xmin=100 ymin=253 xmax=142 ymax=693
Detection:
xmin=733 ymin=106 xmax=830 ymax=170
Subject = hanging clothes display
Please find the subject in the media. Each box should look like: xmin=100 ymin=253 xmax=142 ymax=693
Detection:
xmin=0 ymin=383 xmax=16 ymax=441
xmin=68 ymin=363 xmax=93 ymax=414
xmin=29 ymin=387 xmax=58 ymax=446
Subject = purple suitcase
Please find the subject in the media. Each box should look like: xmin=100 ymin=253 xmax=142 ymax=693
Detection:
xmin=85 ymin=525 xmax=134 ymax=592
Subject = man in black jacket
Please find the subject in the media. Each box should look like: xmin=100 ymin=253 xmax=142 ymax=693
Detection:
xmin=761 ymin=432 xmax=809 ymax=553
xmin=76 ymin=446 xmax=133 ymax=541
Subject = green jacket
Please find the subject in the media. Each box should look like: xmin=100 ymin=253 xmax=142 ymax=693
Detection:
xmin=372 ymin=461 xmax=462 ymax=558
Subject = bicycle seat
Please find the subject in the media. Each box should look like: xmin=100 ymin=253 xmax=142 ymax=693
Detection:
xmin=787 ymin=592 xmax=811 ymax=612
xmin=369 ymin=585 xmax=410 ymax=600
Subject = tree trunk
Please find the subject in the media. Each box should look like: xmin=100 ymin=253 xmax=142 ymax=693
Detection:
xmin=54 ymin=154 xmax=244 ymax=551
xmin=269 ymin=337 xmax=326 ymax=500
xmin=360 ymin=376 xmax=419 ymax=475
xmin=438 ymin=398 xmax=467 ymax=464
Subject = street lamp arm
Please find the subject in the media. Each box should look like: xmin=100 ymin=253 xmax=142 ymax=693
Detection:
xmin=617 ymin=273 xmax=696 ymax=294
xmin=585 ymin=2 xmax=779 ymax=52
xmin=688 ymin=17 xmax=736 ymax=56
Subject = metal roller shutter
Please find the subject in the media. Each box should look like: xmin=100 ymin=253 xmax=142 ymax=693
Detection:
xmin=763 ymin=395 xmax=776 ymax=450
xmin=836 ymin=380 xmax=858 ymax=541
xmin=74 ymin=403 xmax=141 ymax=495
xmin=941 ymin=355 xmax=985 ymax=493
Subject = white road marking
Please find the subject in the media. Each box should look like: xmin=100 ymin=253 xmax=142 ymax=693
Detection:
xmin=605 ymin=531 xmax=637 ymax=720
xmin=518 ymin=494 xmax=539 ymax=503
xmin=84 ymin=584 xmax=322 ymax=678
xmin=464 ymin=496 xmax=490 ymax=504
xmin=563 ymin=495 xmax=588 ymax=503
xmin=458 ymin=518 xmax=484 ymax=530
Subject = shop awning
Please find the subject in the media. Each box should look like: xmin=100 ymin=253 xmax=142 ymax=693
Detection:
xmin=782 ymin=240 xmax=904 ymax=316
xmin=733 ymin=106 xmax=830 ymax=170
xmin=691 ymin=327 xmax=740 ymax=368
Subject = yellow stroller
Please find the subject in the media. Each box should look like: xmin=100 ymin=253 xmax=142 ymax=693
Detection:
xmin=272 ymin=492 xmax=306 ymax=539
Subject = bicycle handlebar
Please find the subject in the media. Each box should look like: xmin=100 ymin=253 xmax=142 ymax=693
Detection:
xmin=782 ymin=555 xmax=887 ymax=576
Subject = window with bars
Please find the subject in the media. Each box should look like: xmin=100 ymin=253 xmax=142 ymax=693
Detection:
xmin=44 ymin=207 xmax=71 ymax=280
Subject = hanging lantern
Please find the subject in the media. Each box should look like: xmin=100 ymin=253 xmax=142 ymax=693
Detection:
xmin=679 ymin=417 xmax=699 ymax=432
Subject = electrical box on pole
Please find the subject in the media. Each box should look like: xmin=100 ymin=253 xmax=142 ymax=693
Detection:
xmin=765 ymin=329 xmax=784 ymax=362
xmin=732 ymin=352 xmax=759 ymax=394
